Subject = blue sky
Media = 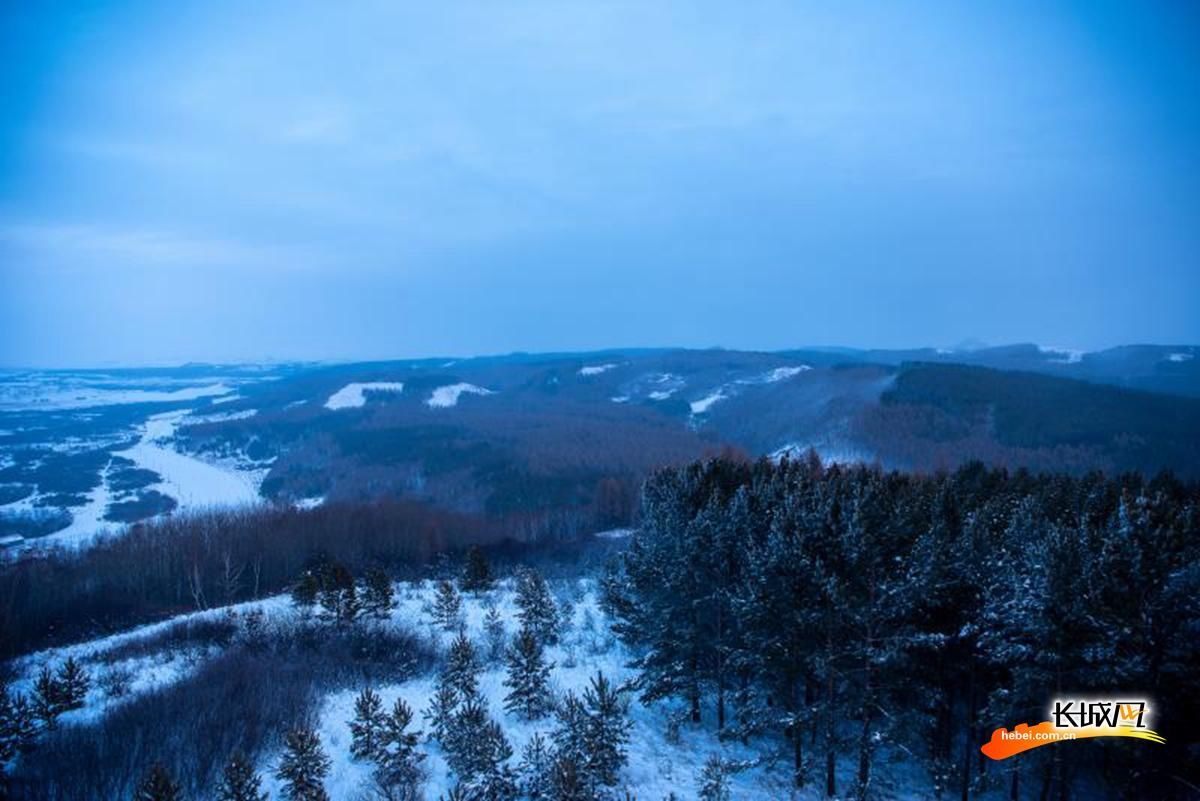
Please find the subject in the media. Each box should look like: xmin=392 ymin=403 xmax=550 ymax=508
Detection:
xmin=1 ymin=0 xmax=1197 ymax=366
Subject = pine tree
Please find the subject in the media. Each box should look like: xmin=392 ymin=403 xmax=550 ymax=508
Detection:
xmin=57 ymin=656 xmax=90 ymax=710
xmin=135 ymin=764 xmax=183 ymax=801
xmin=483 ymin=605 xmax=508 ymax=663
xmin=431 ymin=580 xmax=462 ymax=631
xmin=443 ymin=633 xmax=480 ymax=702
xmin=423 ymin=680 xmax=459 ymax=743
xmin=350 ymin=687 xmax=387 ymax=761
xmin=461 ymin=545 xmax=494 ymax=593
xmin=549 ymin=692 xmax=588 ymax=774
xmin=470 ymin=720 xmax=518 ymax=801
xmin=276 ymin=726 xmax=331 ymax=801
xmin=217 ymin=751 xmax=268 ymax=801
xmin=0 ymin=682 xmax=36 ymax=763
xmin=32 ymin=665 xmax=64 ymax=729
xmin=362 ymin=568 xmax=396 ymax=620
xmin=546 ymin=754 xmax=588 ymax=801
xmin=515 ymin=568 xmax=559 ymax=645
xmin=319 ymin=563 xmax=359 ymax=625
xmin=443 ymin=698 xmax=491 ymax=781
xmin=373 ymin=698 xmax=425 ymax=801
xmin=697 ymin=754 xmax=731 ymax=801
xmin=580 ymin=671 xmax=630 ymax=787
xmin=291 ymin=570 xmax=320 ymax=610
xmin=503 ymin=627 xmax=554 ymax=720
xmin=517 ymin=733 xmax=553 ymax=800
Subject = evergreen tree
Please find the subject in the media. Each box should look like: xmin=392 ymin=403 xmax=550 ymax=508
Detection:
xmin=423 ymin=680 xmax=459 ymax=743
xmin=515 ymin=569 xmax=559 ymax=645
xmin=57 ymin=656 xmax=90 ymax=710
xmin=0 ymin=683 xmax=37 ymax=764
xmin=697 ymin=754 xmax=731 ymax=801
xmin=31 ymin=665 xmax=64 ymax=729
xmin=468 ymin=721 xmax=518 ymax=801
xmin=443 ymin=633 xmax=480 ymax=702
xmin=443 ymin=698 xmax=492 ymax=781
xmin=517 ymin=733 xmax=553 ymax=800
xmin=372 ymin=698 xmax=425 ymax=801
xmin=503 ymin=627 xmax=554 ymax=720
xmin=350 ymin=687 xmax=387 ymax=761
xmin=546 ymin=754 xmax=588 ymax=801
xmin=319 ymin=563 xmax=359 ymax=625
xmin=216 ymin=751 xmax=268 ymax=801
xmin=276 ymin=726 xmax=331 ymax=801
xmin=483 ymin=605 xmax=508 ymax=664
xmin=432 ymin=580 xmax=463 ymax=631
xmin=291 ymin=570 xmax=320 ymax=611
xmin=362 ymin=568 xmax=396 ymax=620
xmin=549 ymin=693 xmax=588 ymax=777
xmin=461 ymin=546 xmax=494 ymax=593
xmin=580 ymin=671 xmax=630 ymax=787
xmin=135 ymin=764 xmax=183 ymax=801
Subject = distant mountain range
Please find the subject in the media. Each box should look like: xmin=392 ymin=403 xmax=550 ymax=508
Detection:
xmin=1 ymin=343 xmax=1198 ymax=546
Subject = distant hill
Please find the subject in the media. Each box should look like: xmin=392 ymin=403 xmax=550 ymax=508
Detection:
xmin=3 ymin=345 xmax=1198 ymax=542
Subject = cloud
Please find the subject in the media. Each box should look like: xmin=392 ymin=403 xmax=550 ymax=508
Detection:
xmin=0 ymin=222 xmax=321 ymax=271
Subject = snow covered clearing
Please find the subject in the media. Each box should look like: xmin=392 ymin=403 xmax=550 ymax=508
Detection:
xmin=578 ymin=363 xmax=617 ymax=376
xmin=324 ymin=382 xmax=405 ymax=410
xmin=1167 ymin=352 xmax=1194 ymax=362
xmin=426 ymin=383 xmax=495 ymax=408
xmin=295 ymin=495 xmax=325 ymax=510
xmin=689 ymin=390 xmax=727 ymax=415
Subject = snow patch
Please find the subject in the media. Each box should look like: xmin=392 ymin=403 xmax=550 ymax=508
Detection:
xmin=324 ymin=382 xmax=405 ymax=410
xmin=689 ymin=391 xmax=727 ymax=415
xmin=426 ymin=383 xmax=495 ymax=408
xmin=579 ymin=363 xmax=617 ymax=376
xmin=295 ymin=496 xmax=325 ymax=510
xmin=594 ymin=528 xmax=635 ymax=540
xmin=761 ymin=365 xmax=811 ymax=382
xmin=185 ymin=408 xmax=258 ymax=425
xmin=1038 ymin=345 xmax=1085 ymax=364
xmin=1167 ymin=352 xmax=1193 ymax=363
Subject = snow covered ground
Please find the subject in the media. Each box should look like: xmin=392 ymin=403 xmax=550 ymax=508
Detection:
xmin=324 ymin=382 xmax=405 ymax=410
xmin=15 ymin=580 xmax=807 ymax=800
xmin=0 ymin=376 xmax=235 ymax=411
xmin=118 ymin=410 xmax=262 ymax=513
xmin=426 ymin=383 xmax=495 ymax=408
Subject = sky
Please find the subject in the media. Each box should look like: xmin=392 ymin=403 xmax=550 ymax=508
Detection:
xmin=1 ymin=0 xmax=1198 ymax=367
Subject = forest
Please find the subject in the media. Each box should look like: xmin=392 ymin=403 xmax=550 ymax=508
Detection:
xmin=604 ymin=456 xmax=1200 ymax=799
xmin=1 ymin=455 xmax=1197 ymax=799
